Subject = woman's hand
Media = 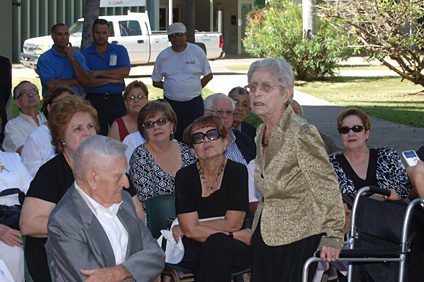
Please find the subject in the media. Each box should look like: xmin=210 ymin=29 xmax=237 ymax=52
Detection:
xmin=316 ymin=245 xmax=341 ymax=262
xmin=0 ymin=224 xmax=23 ymax=247
xmin=234 ymin=229 xmax=251 ymax=246
xmin=172 ymin=225 xmax=184 ymax=243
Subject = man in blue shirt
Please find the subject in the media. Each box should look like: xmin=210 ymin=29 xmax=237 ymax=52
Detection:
xmin=82 ymin=19 xmax=131 ymax=136
xmin=37 ymin=23 xmax=91 ymax=96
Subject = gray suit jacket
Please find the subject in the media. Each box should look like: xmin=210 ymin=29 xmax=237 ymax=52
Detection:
xmin=46 ymin=184 xmax=165 ymax=282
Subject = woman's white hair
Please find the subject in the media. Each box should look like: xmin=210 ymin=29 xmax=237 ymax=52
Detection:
xmin=73 ymin=135 xmax=127 ymax=180
xmin=247 ymin=58 xmax=294 ymax=104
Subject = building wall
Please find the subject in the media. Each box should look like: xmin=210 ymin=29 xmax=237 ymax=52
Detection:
xmin=0 ymin=1 xmax=13 ymax=60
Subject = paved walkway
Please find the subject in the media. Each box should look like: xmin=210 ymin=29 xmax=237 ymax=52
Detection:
xmin=12 ymin=55 xmax=424 ymax=155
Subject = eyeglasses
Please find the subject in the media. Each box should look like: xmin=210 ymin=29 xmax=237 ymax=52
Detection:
xmin=143 ymin=118 xmax=168 ymax=129
xmin=234 ymin=100 xmax=250 ymax=110
xmin=127 ymin=95 xmax=147 ymax=101
xmin=244 ymin=82 xmax=282 ymax=93
xmin=18 ymin=89 xmax=38 ymax=99
xmin=169 ymin=33 xmax=185 ymax=37
xmin=339 ymin=125 xmax=365 ymax=134
xmin=207 ymin=109 xmax=233 ymax=116
xmin=192 ymin=129 xmax=221 ymax=145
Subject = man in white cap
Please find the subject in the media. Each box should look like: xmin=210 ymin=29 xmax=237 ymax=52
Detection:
xmin=152 ymin=22 xmax=213 ymax=140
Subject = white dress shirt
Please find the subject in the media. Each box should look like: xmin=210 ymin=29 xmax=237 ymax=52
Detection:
xmin=74 ymin=183 xmax=128 ymax=265
xmin=3 ymin=112 xmax=47 ymax=153
xmin=0 ymin=151 xmax=33 ymax=206
xmin=20 ymin=124 xmax=56 ymax=177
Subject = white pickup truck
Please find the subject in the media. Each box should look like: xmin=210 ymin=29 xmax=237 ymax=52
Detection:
xmin=20 ymin=11 xmax=224 ymax=69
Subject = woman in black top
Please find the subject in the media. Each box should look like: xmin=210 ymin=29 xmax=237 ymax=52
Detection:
xmin=173 ymin=115 xmax=250 ymax=282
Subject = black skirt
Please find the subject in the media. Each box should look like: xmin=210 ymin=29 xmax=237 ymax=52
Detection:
xmin=251 ymin=218 xmax=321 ymax=282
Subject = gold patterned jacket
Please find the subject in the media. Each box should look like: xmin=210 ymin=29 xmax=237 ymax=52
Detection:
xmin=252 ymin=105 xmax=345 ymax=249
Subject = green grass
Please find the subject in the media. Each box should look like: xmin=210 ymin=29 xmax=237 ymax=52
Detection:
xmin=226 ymin=65 xmax=250 ymax=71
xmin=227 ymin=64 xmax=399 ymax=72
xmin=295 ymin=76 xmax=424 ymax=127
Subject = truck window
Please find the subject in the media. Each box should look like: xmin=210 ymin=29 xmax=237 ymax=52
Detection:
xmin=119 ymin=20 xmax=142 ymax=36
xmin=68 ymin=20 xmax=115 ymax=37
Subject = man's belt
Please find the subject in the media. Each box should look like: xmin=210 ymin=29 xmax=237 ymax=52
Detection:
xmin=86 ymin=92 xmax=122 ymax=99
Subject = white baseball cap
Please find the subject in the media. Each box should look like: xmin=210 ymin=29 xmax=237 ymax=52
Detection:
xmin=167 ymin=22 xmax=187 ymax=35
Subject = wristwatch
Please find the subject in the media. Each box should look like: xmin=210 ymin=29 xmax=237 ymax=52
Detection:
xmin=228 ymin=232 xmax=233 ymax=238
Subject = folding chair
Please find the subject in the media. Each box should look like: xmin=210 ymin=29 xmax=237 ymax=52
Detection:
xmin=302 ymin=186 xmax=424 ymax=282
xmin=146 ymin=193 xmax=251 ymax=282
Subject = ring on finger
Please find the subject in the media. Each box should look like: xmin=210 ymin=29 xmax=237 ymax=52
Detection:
xmin=332 ymin=255 xmax=336 ymax=259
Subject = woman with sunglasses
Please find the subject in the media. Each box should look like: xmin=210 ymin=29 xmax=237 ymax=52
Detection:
xmin=247 ymin=58 xmax=344 ymax=282
xmin=129 ymin=100 xmax=196 ymax=210
xmin=329 ymin=107 xmax=410 ymax=200
xmin=172 ymin=115 xmax=250 ymax=282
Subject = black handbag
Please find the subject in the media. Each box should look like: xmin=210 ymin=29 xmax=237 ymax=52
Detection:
xmin=0 ymin=188 xmax=25 ymax=230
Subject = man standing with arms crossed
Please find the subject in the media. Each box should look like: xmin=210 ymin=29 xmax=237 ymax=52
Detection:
xmin=37 ymin=24 xmax=91 ymax=96
xmin=152 ymin=22 xmax=213 ymax=140
xmin=82 ymin=19 xmax=131 ymax=136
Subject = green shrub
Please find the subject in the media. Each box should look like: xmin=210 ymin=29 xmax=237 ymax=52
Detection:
xmin=243 ymin=0 xmax=351 ymax=81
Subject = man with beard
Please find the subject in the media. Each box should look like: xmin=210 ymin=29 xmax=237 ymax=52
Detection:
xmin=82 ymin=19 xmax=130 ymax=136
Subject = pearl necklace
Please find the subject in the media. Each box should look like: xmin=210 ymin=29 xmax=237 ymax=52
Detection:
xmin=197 ymin=160 xmax=226 ymax=192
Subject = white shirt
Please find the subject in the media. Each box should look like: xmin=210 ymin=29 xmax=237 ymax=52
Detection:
xmin=247 ymin=159 xmax=261 ymax=203
xmin=123 ymin=132 xmax=146 ymax=165
xmin=151 ymin=43 xmax=212 ymax=101
xmin=3 ymin=111 xmax=47 ymax=153
xmin=75 ymin=182 xmax=129 ymax=265
xmin=21 ymin=124 xmax=56 ymax=177
xmin=0 ymin=151 xmax=33 ymax=206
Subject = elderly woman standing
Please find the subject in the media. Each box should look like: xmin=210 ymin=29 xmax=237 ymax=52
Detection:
xmin=247 ymin=58 xmax=345 ymax=282
xmin=329 ymin=108 xmax=410 ymax=200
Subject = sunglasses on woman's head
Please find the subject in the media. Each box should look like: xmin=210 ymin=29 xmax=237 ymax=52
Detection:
xmin=339 ymin=125 xmax=365 ymax=134
xmin=143 ymin=118 xmax=168 ymax=129
xmin=191 ymin=129 xmax=221 ymax=144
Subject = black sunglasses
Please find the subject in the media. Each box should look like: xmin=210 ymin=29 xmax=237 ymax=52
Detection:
xmin=143 ymin=118 xmax=168 ymax=129
xmin=339 ymin=125 xmax=365 ymax=134
xmin=191 ymin=129 xmax=221 ymax=144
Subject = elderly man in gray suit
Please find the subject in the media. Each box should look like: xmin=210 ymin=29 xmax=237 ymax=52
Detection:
xmin=46 ymin=135 xmax=165 ymax=282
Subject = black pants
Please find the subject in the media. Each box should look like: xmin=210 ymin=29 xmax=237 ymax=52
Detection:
xmin=251 ymin=222 xmax=321 ymax=282
xmin=179 ymin=233 xmax=250 ymax=282
xmin=85 ymin=93 xmax=127 ymax=136
xmin=164 ymin=95 xmax=204 ymax=141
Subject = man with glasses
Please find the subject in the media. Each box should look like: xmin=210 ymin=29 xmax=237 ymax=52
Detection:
xmin=228 ymin=87 xmax=256 ymax=141
xmin=204 ymin=93 xmax=255 ymax=165
xmin=2 ymin=81 xmax=46 ymax=154
xmin=82 ymin=18 xmax=131 ymax=136
xmin=152 ymin=22 xmax=213 ymax=141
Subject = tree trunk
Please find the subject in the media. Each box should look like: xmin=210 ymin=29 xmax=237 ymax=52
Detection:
xmin=81 ymin=0 xmax=100 ymax=50
xmin=184 ymin=0 xmax=195 ymax=43
xmin=302 ymin=0 xmax=316 ymax=38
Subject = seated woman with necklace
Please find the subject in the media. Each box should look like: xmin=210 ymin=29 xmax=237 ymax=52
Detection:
xmin=172 ymin=115 xmax=251 ymax=282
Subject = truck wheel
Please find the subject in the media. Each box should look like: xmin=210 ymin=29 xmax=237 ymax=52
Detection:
xmin=195 ymin=43 xmax=207 ymax=56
